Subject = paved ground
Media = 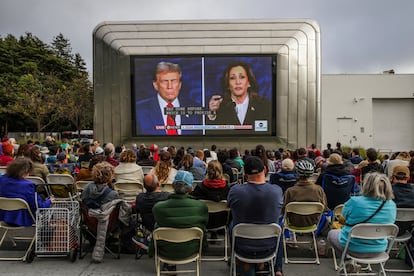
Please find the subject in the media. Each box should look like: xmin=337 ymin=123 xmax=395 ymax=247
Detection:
xmin=0 ymin=229 xmax=411 ymax=275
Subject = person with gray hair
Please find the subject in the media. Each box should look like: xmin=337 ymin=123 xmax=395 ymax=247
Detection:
xmin=327 ymin=172 xmax=396 ymax=271
xmin=135 ymin=61 xmax=202 ymax=136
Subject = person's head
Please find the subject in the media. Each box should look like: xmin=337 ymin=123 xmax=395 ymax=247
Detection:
xmin=104 ymin=142 xmax=115 ymax=157
xmin=119 ymin=149 xmax=137 ymax=163
xmin=57 ymin=152 xmax=68 ymax=163
xmin=392 ymin=165 xmax=410 ymax=183
xmin=181 ymin=154 xmax=194 ymax=170
xmin=297 ymin=147 xmax=307 ymax=157
xmin=195 ymin=149 xmax=204 ymax=161
xmin=366 ymin=148 xmax=378 ymax=162
xmin=28 ymin=146 xmax=43 ymax=163
xmin=173 ymin=170 xmax=193 ymax=194
xmin=2 ymin=142 xmax=14 ymax=156
xmin=229 ymin=147 xmax=239 ymax=159
xmin=143 ymin=173 xmax=160 ymax=192
xmin=217 ymin=150 xmax=229 ymax=164
xmin=206 ymin=160 xmax=223 ymax=180
xmin=281 ymin=158 xmax=295 ymax=172
xmin=362 ymin=172 xmax=394 ymax=200
xmin=221 ymin=62 xmax=258 ymax=99
xmin=92 ymin=161 xmax=114 ymax=186
xmin=152 ymin=61 xmax=182 ymax=103
xmin=244 ymin=156 xmax=266 ymax=182
xmin=327 ymin=153 xmax=343 ymax=166
xmin=6 ymin=158 xmax=33 ymax=179
xmin=352 ymin=148 xmax=360 ymax=156
xmin=295 ymin=159 xmax=314 ymax=179
xmin=396 ymin=151 xmax=411 ymax=162
xmin=88 ymin=154 xmax=106 ymax=170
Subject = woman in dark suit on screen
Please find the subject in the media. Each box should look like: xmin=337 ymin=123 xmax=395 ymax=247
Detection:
xmin=207 ymin=61 xmax=272 ymax=133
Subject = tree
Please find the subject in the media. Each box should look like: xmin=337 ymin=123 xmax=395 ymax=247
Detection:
xmin=0 ymin=33 xmax=93 ymax=135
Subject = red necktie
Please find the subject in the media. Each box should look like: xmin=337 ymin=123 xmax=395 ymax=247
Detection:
xmin=166 ymin=103 xmax=178 ymax=135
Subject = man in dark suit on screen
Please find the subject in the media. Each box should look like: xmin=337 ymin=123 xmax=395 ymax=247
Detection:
xmin=135 ymin=62 xmax=201 ymax=136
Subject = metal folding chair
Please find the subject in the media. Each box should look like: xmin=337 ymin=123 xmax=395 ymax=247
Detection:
xmin=337 ymin=223 xmax=398 ymax=276
xmin=153 ymin=227 xmax=204 ymax=276
xmin=230 ymin=223 xmax=282 ymax=276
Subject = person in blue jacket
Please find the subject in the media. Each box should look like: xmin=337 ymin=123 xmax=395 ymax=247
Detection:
xmin=0 ymin=158 xmax=53 ymax=226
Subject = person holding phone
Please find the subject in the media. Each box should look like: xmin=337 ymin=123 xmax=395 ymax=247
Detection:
xmin=207 ymin=61 xmax=272 ymax=133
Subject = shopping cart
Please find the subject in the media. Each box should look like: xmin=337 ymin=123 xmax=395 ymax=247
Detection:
xmin=35 ymin=201 xmax=80 ymax=262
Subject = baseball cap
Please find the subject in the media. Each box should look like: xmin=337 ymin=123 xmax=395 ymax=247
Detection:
xmin=393 ymin=165 xmax=409 ymax=178
xmin=95 ymin=146 xmax=104 ymax=155
xmin=57 ymin=152 xmax=67 ymax=161
xmin=173 ymin=170 xmax=194 ymax=189
xmin=244 ymin=156 xmax=265 ymax=175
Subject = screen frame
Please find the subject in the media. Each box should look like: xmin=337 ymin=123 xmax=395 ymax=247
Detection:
xmin=130 ymin=54 xmax=277 ymax=137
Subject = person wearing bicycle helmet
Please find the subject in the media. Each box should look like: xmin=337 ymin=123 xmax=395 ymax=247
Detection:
xmin=283 ymin=159 xmax=328 ymax=227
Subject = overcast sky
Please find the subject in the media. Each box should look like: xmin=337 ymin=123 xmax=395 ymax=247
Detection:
xmin=1 ymin=0 xmax=413 ymax=75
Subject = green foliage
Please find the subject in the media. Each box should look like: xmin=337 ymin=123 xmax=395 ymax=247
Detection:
xmin=0 ymin=32 xmax=93 ymax=136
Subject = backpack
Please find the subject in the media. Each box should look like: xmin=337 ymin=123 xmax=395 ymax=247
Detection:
xmin=321 ymin=174 xmax=356 ymax=210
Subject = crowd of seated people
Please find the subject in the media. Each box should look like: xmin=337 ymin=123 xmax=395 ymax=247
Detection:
xmin=1 ymin=136 xmax=414 ymax=274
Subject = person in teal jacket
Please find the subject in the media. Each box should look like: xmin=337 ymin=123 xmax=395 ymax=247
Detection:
xmin=328 ymin=172 xmax=396 ymax=258
xmin=150 ymin=170 xmax=208 ymax=263
xmin=0 ymin=158 xmax=53 ymax=226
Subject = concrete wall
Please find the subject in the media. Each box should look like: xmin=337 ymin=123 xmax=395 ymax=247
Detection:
xmin=321 ymin=74 xmax=414 ymax=152
xmin=93 ymin=19 xmax=321 ymax=151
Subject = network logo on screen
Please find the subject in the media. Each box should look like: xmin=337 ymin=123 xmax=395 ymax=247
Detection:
xmin=255 ymin=120 xmax=268 ymax=132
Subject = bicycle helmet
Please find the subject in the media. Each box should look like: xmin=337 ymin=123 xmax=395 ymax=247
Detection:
xmin=295 ymin=159 xmax=314 ymax=178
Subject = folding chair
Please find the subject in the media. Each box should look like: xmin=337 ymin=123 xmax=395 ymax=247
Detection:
xmin=230 ymin=223 xmax=282 ymax=276
xmin=26 ymin=176 xmax=48 ymax=197
xmin=141 ymin=166 xmax=154 ymax=176
xmin=200 ymin=200 xmax=231 ymax=261
xmin=0 ymin=166 xmax=7 ymax=175
xmin=385 ymin=208 xmax=414 ymax=272
xmin=79 ymin=202 xmax=121 ymax=259
xmin=114 ymin=182 xmax=144 ymax=204
xmin=282 ymin=201 xmax=325 ymax=264
xmin=0 ymin=197 xmax=36 ymax=262
xmin=331 ymin=204 xmax=345 ymax=270
xmin=75 ymin=181 xmax=93 ymax=196
xmin=153 ymin=227 xmax=204 ymax=276
xmin=160 ymin=183 xmax=174 ymax=193
xmin=337 ymin=223 xmax=398 ymax=276
xmin=46 ymin=174 xmax=76 ymax=200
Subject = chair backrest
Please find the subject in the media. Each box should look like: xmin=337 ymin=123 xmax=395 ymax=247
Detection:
xmin=46 ymin=174 xmax=76 ymax=198
xmin=26 ymin=176 xmax=46 ymax=185
xmin=0 ymin=197 xmax=35 ymax=223
xmin=395 ymin=208 xmax=414 ymax=222
xmin=0 ymin=166 xmax=7 ymax=175
xmin=233 ymin=223 xmax=282 ymax=240
xmin=160 ymin=183 xmax=174 ymax=193
xmin=284 ymin=201 xmax=325 ymax=229
xmin=153 ymin=227 xmax=204 ymax=258
xmin=348 ymin=223 xmax=398 ymax=240
xmin=75 ymin=181 xmax=93 ymax=193
xmin=201 ymin=200 xmax=230 ymax=229
xmin=114 ymin=182 xmax=144 ymax=201
xmin=141 ymin=166 xmax=154 ymax=175
xmin=285 ymin=201 xmax=325 ymax=216
xmin=321 ymin=174 xmax=356 ymax=210
xmin=193 ymin=180 xmax=203 ymax=188
xmin=46 ymin=174 xmax=75 ymax=185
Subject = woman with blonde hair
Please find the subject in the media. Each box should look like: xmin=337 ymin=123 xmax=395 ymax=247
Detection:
xmin=191 ymin=160 xmax=229 ymax=202
xmin=327 ymin=172 xmax=396 ymax=268
xmin=151 ymin=151 xmax=177 ymax=184
xmin=114 ymin=149 xmax=144 ymax=184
